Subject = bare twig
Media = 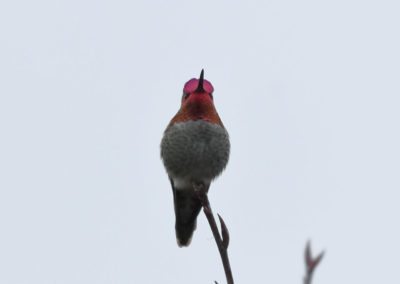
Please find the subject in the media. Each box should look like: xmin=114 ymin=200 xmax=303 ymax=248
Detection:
xmin=193 ymin=183 xmax=234 ymax=284
xmin=303 ymin=241 xmax=325 ymax=284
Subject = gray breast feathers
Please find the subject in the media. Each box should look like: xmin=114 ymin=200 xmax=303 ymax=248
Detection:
xmin=161 ymin=120 xmax=230 ymax=181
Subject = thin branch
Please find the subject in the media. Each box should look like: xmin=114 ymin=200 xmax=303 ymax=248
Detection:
xmin=303 ymin=241 xmax=325 ymax=284
xmin=193 ymin=183 xmax=234 ymax=284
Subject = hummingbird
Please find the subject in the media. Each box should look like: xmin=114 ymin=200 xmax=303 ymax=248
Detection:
xmin=160 ymin=70 xmax=230 ymax=247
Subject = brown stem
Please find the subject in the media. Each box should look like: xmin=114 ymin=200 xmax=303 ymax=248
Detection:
xmin=193 ymin=183 xmax=234 ymax=284
xmin=303 ymin=241 xmax=325 ymax=284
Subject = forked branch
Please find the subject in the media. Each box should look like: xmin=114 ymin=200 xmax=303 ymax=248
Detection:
xmin=193 ymin=183 xmax=234 ymax=284
xmin=303 ymin=241 xmax=325 ymax=284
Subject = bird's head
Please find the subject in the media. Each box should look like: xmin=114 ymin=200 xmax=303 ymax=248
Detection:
xmin=169 ymin=70 xmax=222 ymax=125
xmin=181 ymin=69 xmax=214 ymax=107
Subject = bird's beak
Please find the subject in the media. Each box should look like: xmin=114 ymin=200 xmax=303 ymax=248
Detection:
xmin=195 ymin=69 xmax=205 ymax=93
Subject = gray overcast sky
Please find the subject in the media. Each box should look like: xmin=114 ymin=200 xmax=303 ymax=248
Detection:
xmin=0 ymin=0 xmax=399 ymax=283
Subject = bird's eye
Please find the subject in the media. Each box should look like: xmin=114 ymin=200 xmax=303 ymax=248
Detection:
xmin=182 ymin=92 xmax=190 ymax=100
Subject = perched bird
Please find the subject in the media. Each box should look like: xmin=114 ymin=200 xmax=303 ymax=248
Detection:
xmin=161 ymin=70 xmax=230 ymax=247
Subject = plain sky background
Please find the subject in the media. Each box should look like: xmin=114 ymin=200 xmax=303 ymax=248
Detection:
xmin=1 ymin=0 xmax=399 ymax=283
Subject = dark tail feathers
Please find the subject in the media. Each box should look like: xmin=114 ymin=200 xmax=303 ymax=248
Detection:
xmin=174 ymin=190 xmax=202 ymax=247
xmin=175 ymin=219 xmax=197 ymax=247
